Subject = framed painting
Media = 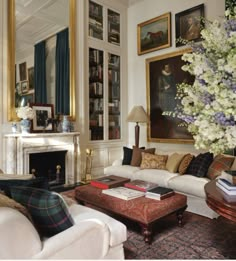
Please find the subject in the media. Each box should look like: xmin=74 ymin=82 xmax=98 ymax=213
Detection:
xmin=19 ymin=62 xmax=27 ymax=81
xmin=30 ymin=103 xmax=54 ymax=132
xmin=21 ymin=80 xmax=29 ymax=93
xmin=28 ymin=67 xmax=34 ymax=90
xmin=146 ymin=49 xmax=194 ymax=143
xmin=175 ymin=4 xmax=204 ymax=47
xmin=137 ymin=12 xmax=171 ymax=55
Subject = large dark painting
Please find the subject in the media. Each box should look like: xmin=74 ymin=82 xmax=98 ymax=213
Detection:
xmin=146 ymin=49 xmax=194 ymax=143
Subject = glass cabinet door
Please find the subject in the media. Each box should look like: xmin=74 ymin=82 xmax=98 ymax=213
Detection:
xmin=108 ymin=53 xmax=120 ymax=140
xmin=108 ymin=9 xmax=120 ymax=46
xmin=89 ymin=48 xmax=104 ymax=140
xmin=89 ymin=1 xmax=103 ymax=40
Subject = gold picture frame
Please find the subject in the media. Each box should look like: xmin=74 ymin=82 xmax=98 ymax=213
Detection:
xmin=137 ymin=12 xmax=171 ymax=55
xmin=146 ymin=49 xmax=194 ymax=144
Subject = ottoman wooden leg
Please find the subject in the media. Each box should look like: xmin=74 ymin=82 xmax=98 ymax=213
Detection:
xmin=140 ymin=224 xmax=153 ymax=244
xmin=176 ymin=205 xmax=187 ymax=227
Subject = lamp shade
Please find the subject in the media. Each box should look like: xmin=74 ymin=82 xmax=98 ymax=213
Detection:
xmin=127 ymin=106 xmax=148 ymax=123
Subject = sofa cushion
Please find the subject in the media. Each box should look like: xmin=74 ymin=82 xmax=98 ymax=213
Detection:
xmin=0 ymin=207 xmax=42 ymax=259
xmin=104 ymin=165 xmax=140 ymax=180
xmin=134 ymin=169 xmax=178 ymax=188
xmin=178 ymin=154 xmax=195 ymax=175
xmin=186 ymin=152 xmax=213 ymax=177
xmin=140 ymin=152 xmax=168 ymax=170
xmin=130 ymin=147 xmax=155 ymax=167
xmin=166 ymin=153 xmax=185 ymax=173
xmin=69 ymin=204 xmax=127 ymax=247
xmin=168 ymin=174 xmax=210 ymax=198
xmin=207 ymin=155 xmax=234 ymax=180
xmin=10 ymin=186 xmax=74 ymax=237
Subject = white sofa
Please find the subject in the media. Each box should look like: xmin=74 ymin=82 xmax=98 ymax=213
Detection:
xmin=104 ymin=157 xmax=219 ymax=219
xmin=0 ymin=204 xmax=127 ymax=259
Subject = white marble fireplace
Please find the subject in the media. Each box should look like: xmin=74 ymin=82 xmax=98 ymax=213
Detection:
xmin=3 ymin=132 xmax=80 ymax=185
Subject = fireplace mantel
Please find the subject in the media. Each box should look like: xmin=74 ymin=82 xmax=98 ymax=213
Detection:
xmin=3 ymin=132 xmax=80 ymax=185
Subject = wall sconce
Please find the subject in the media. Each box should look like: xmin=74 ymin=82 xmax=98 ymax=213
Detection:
xmin=127 ymin=106 xmax=149 ymax=147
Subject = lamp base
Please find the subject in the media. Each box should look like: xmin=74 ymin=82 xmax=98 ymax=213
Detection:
xmin=135 ymin=123 xmax=140 ymax=147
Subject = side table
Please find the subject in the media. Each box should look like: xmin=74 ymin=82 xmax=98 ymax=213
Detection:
xmin=204 ymin=180 xmax=236 ymax=222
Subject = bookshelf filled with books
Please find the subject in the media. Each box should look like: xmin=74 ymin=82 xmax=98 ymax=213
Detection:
xmin=88 ymin=1 xmax=124 ymax=142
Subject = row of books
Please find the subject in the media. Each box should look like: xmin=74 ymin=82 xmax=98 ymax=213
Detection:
xmin=90 ymin=175 xmax=174 ymax=201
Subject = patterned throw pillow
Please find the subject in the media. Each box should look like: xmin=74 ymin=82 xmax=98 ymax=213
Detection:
xmin=178 ymin=154 xmax=195 ymax=175
xmin=186 ymin=152 xmax=214 ymax=177
xmin=140 ymin=152 xmax=168 ymax=170
xmin=10 ymin=186 xmax=74 ymax=237
xmin=207 ymin=155 xmax=234 ymax=180
xmin=166 ymin=153 xmax=185 ymax=173
xmin=131 ymin=147 xmax=156 ymax=167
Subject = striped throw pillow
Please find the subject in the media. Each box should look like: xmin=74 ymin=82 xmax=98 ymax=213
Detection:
xmin=10 ymin=186 xmax=74 ymax=237
xmin=178 ymin=154 xmax=195 ymax=175
xmin=207 ymin=155 xmax=234 ymax=180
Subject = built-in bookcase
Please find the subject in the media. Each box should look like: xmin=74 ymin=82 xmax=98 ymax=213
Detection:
xmin=88 ymin=1 xmax=122 ymax=141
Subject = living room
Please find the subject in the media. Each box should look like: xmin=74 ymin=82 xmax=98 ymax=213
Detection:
xmin=1 ymin=0 xmax=236 ymax=259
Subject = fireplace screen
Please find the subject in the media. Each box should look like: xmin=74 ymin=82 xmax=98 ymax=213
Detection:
xmin=29 ymin=150 xmax=67 ymax=187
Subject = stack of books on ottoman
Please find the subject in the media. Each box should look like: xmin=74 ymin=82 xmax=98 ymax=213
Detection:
xmin=216 ymin=171 xmax=236 ymax=202
xmin=94 ymin=177 xmax=175 ymax=201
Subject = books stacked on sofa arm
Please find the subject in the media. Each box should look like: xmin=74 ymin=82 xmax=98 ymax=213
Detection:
xmin=124 ymin=179 xmax=159 ymax=192
xmin=216 ymin=178 xmax=236 ymax=196
xmin=102 ymin=187 xmax=145 ymax=200
xmin=145 ymin=186 xmax=174 ymax=200
xmin=221 ymin=170 xmax=236 ymax=185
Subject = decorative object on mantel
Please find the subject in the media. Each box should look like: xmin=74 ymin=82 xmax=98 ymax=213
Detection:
xmin=11 ymin=122 xmax=18 ymax=133
xmin=127 ymin=106 xmax=149 ymax=147
xmin=164 ymin=8 xmax=236 ymax=155
xmin=16 ymin=106 xmax=35 ymax=134
xmin=62 ymin=115 xmax=71 ymax=132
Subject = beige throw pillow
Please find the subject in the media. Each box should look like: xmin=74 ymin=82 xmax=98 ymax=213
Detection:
xmin=178 ymin=154 xmax=195 ymax=175
xmin=130 ymin=147 xmax=156 ymax=167
xmin=0 ymin=193 xmax=32 ymax=221
xmin=166 ymin=153 xmax=185 ymax=173
xmin=140 ymin=152 xmax=168 ymax=170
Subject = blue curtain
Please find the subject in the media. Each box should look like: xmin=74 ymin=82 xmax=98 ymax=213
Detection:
xmin=55 ymin=28 xmax=70 ymax=115
xmin=34 ymin=41 xmax=47 ymax=103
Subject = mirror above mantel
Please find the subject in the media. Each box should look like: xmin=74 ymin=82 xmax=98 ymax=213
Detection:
xmin=7 ymin=0 xmax=76 ymax=121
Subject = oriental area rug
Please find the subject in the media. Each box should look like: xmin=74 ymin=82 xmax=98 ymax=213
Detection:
xmin=62 ymin=189 xmax=236 ymax=259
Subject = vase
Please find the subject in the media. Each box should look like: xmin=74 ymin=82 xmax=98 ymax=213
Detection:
xmin=62 ymin=115 xmax=71 ymax=132
xmin=20 ymin=119 xmax=31 ymax=134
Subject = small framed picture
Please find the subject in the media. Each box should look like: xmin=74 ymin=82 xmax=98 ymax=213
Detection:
xmin=28 ymin=67 xmax=34 ymax=90
xmin=137 ymin=12 xmax=171 ymax=55
xmin=21 ymin=80 xmax=29 ymax=93
xmin=30 ymin=103 xmax=54 ymax=132
xmin=19 ymin=62 xmax=27 ymax=81
xmin=175 ymin=4 xmax=204 ymax=47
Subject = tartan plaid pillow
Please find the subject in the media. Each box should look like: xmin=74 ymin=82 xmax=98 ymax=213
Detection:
xmin=186 ymin=152 xmax=214 ymax=177
xmin=10 ymin=186 xmax=74 ymax=237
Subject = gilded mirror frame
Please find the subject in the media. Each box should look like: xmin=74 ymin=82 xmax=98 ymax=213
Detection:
xmin=7 ymin=0 xmax=76 ymax=121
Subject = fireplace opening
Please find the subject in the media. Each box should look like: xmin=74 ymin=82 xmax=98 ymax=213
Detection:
xmin=29 ymin=150 xmax=67 ymax=188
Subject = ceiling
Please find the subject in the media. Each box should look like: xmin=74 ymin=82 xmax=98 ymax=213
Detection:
xmin=15 ymin=0 xmax=143 ymax=61
xmin=15 ymin=0 xmax=68 ymax=61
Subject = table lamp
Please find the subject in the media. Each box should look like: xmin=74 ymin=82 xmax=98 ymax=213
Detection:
xmin=127 ymin=106 xmax=149 ymax=147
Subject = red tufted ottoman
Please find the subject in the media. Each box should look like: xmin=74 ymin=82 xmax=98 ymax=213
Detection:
xmin=75 ymin=184 xmax=187 ymax=244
